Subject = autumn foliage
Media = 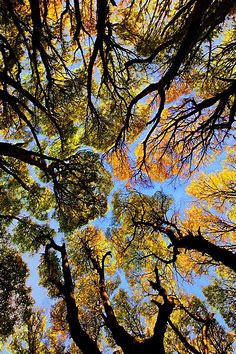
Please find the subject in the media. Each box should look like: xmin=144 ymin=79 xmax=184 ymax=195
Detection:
xmin=0 ymin=0 xmax=235 ymax=353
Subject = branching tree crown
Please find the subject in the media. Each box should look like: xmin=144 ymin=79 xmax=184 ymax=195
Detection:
xmin=0 ymin=1 xmax=235 ymax=353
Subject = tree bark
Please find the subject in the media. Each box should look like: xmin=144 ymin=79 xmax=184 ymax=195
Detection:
xmin=86 ymin=248 xmax=137 ymax=354
xmin=60 ymin=244 xmax=102 ymax=354
xmin=176 ymin=234 xmax=236 ymax=272
xmin=0 ymin=142 xmax=48 ymax=171
xmin=163 ymin=228 xmax=236 ymax=272
xmin=46 ymin=241 xmax=102 ymax=354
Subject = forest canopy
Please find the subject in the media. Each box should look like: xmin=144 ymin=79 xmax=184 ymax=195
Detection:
xmin=0 ymin=0 xmax=235 ymax=353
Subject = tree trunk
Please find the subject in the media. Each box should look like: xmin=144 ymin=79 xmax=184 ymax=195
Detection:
xmin=60 ymin=244 xmax=102 ymax=354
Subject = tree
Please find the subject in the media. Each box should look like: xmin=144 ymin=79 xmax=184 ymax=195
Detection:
xmin=112 ymin=189 xmax=236 ymax=272
xmin=203 ymin=268 xmax=236 ymax=330
xmin=0 ymin=1 xmax=235 ymax=353
xmin=6 ymin=170 xmax=235 ymax=353
xmin=8 ymin=309 xmax=78 ymax=353
xmin=0 ymin=0 xmax=235 ymax=175
xmin=0 ymin=237 xmax=32 ymax=345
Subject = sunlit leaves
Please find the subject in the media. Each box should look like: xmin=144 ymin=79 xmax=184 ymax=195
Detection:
xmin=8 ymin=310 xmax=48 ymax=354
xmin=50 ymin=300 xmax=69 ymax=340
xmin=39 ymin=251 xmax=63 ymax=298
xmin=113 ymin=289 xmax=145 ymax=337
xmin=111 ymin=191 xmax=175 ymax=288
xmin=23 ymin=183 xmax=55 ymax=221
xmin=107 ymin=149 xmax=132 ymax=181
xmin=51 ymin=151 xmax=112 ymax=231
xmin=187 ymin=169 xmax=236 ymax=213
xmin=13 ymin=219 xmax=55 ymax=253
xmin=186 ymin=161 xmax=236 ymax=243
xmin=8 ymin=309 xmax=70 ymax=354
